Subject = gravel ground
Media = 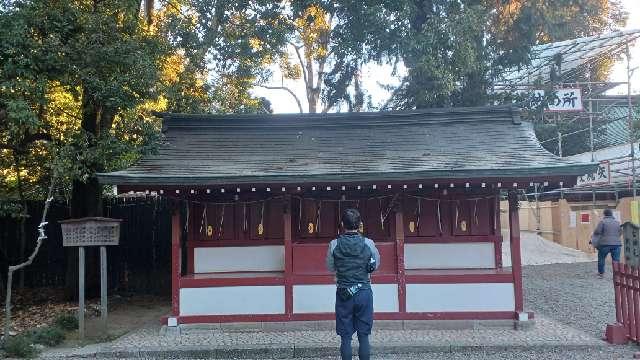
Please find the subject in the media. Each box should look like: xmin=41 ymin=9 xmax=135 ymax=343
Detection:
xmin=523 ymin=261 xmax=616 ymax=339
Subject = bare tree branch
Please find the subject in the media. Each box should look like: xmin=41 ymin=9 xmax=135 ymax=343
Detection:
xmin=315 ymin=57 xmax=326 ymax=98
xmin=289 ymin=42 xmax=308 ymax=88
xmin=0 ymin=133 xmax=52 ymax=153
xmin=163 ymin=0 xmax=183 ymax=17
xmin=380 ymin=78 xmax=407 ymax=111
xmin=255 ymin=85 xmax=304 ymax=113
xmin=22 ymin=133 xmax=52 ymax=145
xmin=4 ymin=174 xmax=56 ymax=339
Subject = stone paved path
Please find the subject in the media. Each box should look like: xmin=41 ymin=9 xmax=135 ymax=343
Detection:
xmin=39 ymin=254 xmax=639 ymax=359
xmin=69 ymin=317 xmax=593 ymax=355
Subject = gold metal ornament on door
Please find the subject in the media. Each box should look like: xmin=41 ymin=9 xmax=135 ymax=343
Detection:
xmin=409 ymin=221 xmax=416 ymax=233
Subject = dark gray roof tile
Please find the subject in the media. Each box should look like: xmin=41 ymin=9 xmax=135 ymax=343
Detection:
xmin=97 ymin=106 xmax=596 ymax=185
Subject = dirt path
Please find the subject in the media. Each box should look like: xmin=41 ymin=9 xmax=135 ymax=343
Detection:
xmin=62 ymin=295 xmax=169 ymax=345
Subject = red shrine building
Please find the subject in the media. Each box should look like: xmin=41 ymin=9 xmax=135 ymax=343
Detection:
xmin=98 ymin=106 xmax=594 ymax=325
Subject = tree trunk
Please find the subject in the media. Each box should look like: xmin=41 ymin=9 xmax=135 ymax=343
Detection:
xmin=308 ymin=90 xmax=318 ymax=113
xmin=144 ymin=0 xmax=155 ymax=25
xmin=64 ymin=87 xmax=103 ymax=300
xmin=305 ymin=54 xmax=316 ymax=113
xmin=64 ymin=176 xmax=103 ymax=300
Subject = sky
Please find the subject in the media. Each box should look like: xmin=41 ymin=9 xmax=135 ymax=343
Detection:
xmin=608 ymin=0 xmax=640 ymax=95
xmin=251 ymin=1 xmax=640 ymax=114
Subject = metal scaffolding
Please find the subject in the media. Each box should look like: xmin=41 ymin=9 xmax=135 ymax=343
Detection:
xmin=494 ymin=30 xmax=640 ymax=230
xmin=497 ymin=29 xmax=640 ymax=90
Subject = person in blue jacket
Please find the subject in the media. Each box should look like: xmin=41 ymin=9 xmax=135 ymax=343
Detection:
xmin=326 ymin=208 xmax=380 ymax=360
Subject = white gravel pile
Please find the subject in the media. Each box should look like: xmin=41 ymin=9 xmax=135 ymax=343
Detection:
xmin=502 ymin=231 xmax=595 ymax=267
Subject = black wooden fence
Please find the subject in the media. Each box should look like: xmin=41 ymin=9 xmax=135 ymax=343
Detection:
xmin=0 ymin=196 xmax=175 ymax=295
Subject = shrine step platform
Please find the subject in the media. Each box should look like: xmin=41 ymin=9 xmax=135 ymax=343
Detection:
xmin=40 ymin=316 xmax=608 ymax=359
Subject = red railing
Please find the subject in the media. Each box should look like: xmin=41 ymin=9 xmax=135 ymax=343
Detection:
xmin=610 ymin=262 xmax=640 ymax=342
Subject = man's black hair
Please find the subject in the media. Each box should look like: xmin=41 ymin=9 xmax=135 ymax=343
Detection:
xmin=604 ymin=208 xmax=613 ymax=217
xmin=342 ymin=208 xmax=361 ymax=231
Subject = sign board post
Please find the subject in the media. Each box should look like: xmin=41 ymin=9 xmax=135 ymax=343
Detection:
xmin=100 ymin=246 xmax=107 ymax=331
xmin=78 ymin=246 xmax=85 ymax=339
xmin=60 ymin=217 xmax=121 ymax=339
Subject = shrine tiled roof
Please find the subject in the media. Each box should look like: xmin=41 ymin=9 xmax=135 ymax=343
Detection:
xmin=97 ymin=106 xmax=596 ymax=185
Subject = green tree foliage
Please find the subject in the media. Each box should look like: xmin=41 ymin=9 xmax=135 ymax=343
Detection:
xmin=0 ymin=0 xmax=630 ymax=212
xmin=535 ymin=119 xmax=606 ymax=156
xmin=157 ymin=0 xmax=289 ymax=113
xmin=385 ymin=0 xmax=627 ymax=110
xmin=0 ymin=0 xmax=290 ymax=214
xmin=386 ymin=1 xmax=490 ymax=109
xmin=0 ymin=0 xmax=168 ymax=219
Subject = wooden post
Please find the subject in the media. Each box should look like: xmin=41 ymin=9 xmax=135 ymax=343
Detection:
xmin=171 ymin=212 xmax=181 ymax=317
xmin=632 ymin=266 xmax=640 ymax=341
xmin=78 ymin=246 xmax=85 ymax=339
xmin=626 ymin=264 xmax=636 ymax=339
xmin=508 ymin=191 xmax=524 ymax=314
xmin=613 ymin=262 xmax=623 ymax=323
xmin=622 ymin=265 xmax=630 ymax=333
xmin=395 ymin=209 xmax=406 ymax=313
xmin=100 ymin=246 xmax=108 ymax=335
xmin=494 ymin=194 xmax=503 ymax=268
xmin=283 ymin=197 xmax=293 ymax=316
xmin=634 ymin=267 xmax=640 ymax=341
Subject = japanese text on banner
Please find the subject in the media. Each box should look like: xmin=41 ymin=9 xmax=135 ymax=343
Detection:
xmin=531 ymin=88 xmax=583 ymax=112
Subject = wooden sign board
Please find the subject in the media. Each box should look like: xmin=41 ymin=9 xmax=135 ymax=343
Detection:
xmin=60 ymin=217 xmax=121 ymax=247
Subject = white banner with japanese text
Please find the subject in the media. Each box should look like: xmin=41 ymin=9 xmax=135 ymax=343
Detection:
xmin=531 ymin=88 xmax=583 ymax=112
xmin=576 ymin=160 xmax=610 ymax=187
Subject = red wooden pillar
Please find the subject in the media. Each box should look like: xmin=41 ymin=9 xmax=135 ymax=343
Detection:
xmin=494 ymin=194 xmax=503 ymax=268
xmin=395 ymin=210 xmax=406 ymax=313
xmin=171 ymin=210 xmax=181 ymax=317
xmin=508 ymin=191 xmax=524 ymax=314
xmin=283 ymin=197 xmax=293 ymax=317
xmin=186 ymin=203 xmax=194 ymax=274
xmin=625 ymin=264 xmax=640 ymax=341
xmin=613 ymin=262 xmax=623 ymax=323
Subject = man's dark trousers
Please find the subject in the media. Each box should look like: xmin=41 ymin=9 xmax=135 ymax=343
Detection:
xmin=335 ymin=288 xmax=373 ymax=360
xmin=598 ymin=245 xmax=621 ymax=274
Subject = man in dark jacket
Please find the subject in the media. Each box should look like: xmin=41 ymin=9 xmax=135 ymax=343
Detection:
xmin=326 ymin=208 xmax=380 ymax=360
xmin=592 ymin=209 xmax=622 ymax=278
